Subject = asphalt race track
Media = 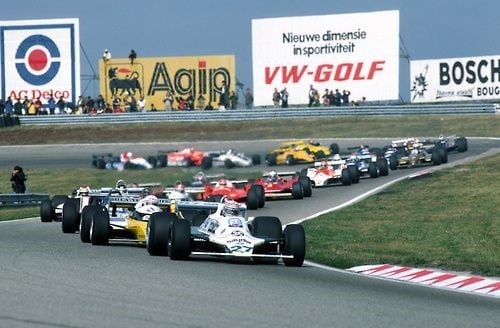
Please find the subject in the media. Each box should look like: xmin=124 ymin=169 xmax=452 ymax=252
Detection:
xmin=0 ymin=138 xmax=499 ymax=327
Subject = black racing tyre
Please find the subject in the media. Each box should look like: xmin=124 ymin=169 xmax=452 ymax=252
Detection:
xmin=157 ymin=155 xmax=167 ymax=167
xmin=291 ymin=181 xmax=303 ymax=199
xmin=80 ymin=205 xmax=98 ymax=243
xmin=147 ymin=212 xmax=177 ymax=256
xmin=90 ymin=206 xmax=109 ymax=245
xmin=147 ymin=155 xmax=158 ymax=168
xmin=456 ymin=137 xmax=468 ymax=152
xmin=431 ymin=150 xmax=441 ymax=165
xmin=285 ymin=154 xmax=296 ymax=165
xmin=348 ymin=165 xmax=360 ymax=183
xmin=340 ymin=168 xmax=352 ymax=185
xmin=377 ymin=158 xmax=389 ymax=176
xmin=300 ymin=168 xmax=308 ymax=177
xmin=368 ymin=162 xmax=379 ymax=178
xmin=299 ymin=176 xmax=312 ymax=197
xmin=168 ymin=219 xmax=191 ymax=260
xmin=329 ymin=143 xmax=340 ymax=155
xmin=251 ymin=216 xmax=283 ymax=239
xmin=200 ymin=156 xmax=212 ymax=169
xmin=51 ymin=195 xmax=68 ymax=209
xmin=282 ymin=224 xmax=306 ymax=267
xmin=438 ymin=147 xmax=448 ymax=163
xmin=370 ymin=147 xmax=382 ymax=157
xmin=315 ymin=150 xmax=325 ymax=160
xmin=40 ymin=199 xmax=53 ymax=222
xmin=251 ymin=154 xmax=261 ymax=165
xmin=92 ymin=158 xmax=106 ymax=169
xmin=62 ymin=201 xmax=79 ymax=233
xmin=246 ymin=187 xmax=260 ymax=210
xmin=265 ymin=153 xmax=277 ymax=166
xmin=224 ymin=159 xmax=235 ymax=169
xmin=389 ymin=155 xmax=398 ymax=170
xmin=251 ymin=184 xmax=266 ymax=208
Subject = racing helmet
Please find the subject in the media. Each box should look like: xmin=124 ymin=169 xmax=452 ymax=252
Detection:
xmin=332 ymin=154 xmax=341 ymax=161
xmin=439 ymin=135 xmax=445 ymax=141
xmin=115 ymin=179 xmax=127 ymax=189
xmin=78 ymin=184 xmax=90 ymax=195
xmin=194 ymin=171 xmax=207 ymax=183
xmin=222 ymin=199 xmax=240 ymax=216
xmin=218 ymin=177 xmax=228 ymax=186
xmin=267 ymin=170 xmax=278 ymax=182
xmin=174 ymin=181 xmax=185 ymax=192
xmin=135 ymin=195 xmax=160 ymax=215
xmin=320 ymin=160 xmax=328 ymax=168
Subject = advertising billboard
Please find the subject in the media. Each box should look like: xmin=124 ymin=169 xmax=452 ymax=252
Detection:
xmin=0 ymin=18 xmax=80 ymax=105
xmin=99 ymin=55 xmax=235 ymax=110
xmin=251 ymin=10 xmax=399 ymax=106
xmin=410 ymin=55 xmax=500 ymax=102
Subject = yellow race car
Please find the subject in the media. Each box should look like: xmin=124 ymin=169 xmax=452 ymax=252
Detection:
xmin=265 ymin=140 xmax=339 ymax=166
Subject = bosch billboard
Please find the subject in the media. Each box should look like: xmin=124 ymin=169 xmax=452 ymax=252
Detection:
xmin=251 ymin=10 xmax=400 ymax=106
xmin=0 ymin=18 xmax=80 ymax=104
xmin=410 ymin=55 xmax=500 ymax=103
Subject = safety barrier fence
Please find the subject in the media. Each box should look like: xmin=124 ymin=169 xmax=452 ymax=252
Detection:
xmin=15 ymin=103 xmax=498 ymax=126
xmin=0 ymin=193 xmax=49 ymax=208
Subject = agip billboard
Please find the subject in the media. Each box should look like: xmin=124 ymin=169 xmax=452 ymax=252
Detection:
xmin=410 ymin=55 xmax=500 ymax=103
xmin=99 ymin=55 xmax=235 ymax=110
xmin=0 ymin=18 xmax=80 ymax=104
xmin=252 ymin=10 xmax=399 ymax=106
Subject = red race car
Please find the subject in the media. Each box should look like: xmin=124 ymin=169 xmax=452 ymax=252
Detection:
xmin=149 ymin=147 xmax=213 ymax=169
xmin=185 ymin=176 xmax=265 ymax=210
xmin=252 ymin=170 xmax=312 ymax=200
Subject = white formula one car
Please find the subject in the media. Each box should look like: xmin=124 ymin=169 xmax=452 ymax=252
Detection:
xmin=147 ymin=199 xmax=306 ymax=266
xmin=209 ymin=149 xmax=261 ymax=169
xmin=300 ymin=155 xmax=356 ymax=187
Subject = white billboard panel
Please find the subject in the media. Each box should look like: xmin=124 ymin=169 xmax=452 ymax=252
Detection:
xmin=0 ymin=18 xmax=80 ymax=105
xmin=252 ymin=10 xmax=399 ymax=106
xmin=410 ymin=55 xmax=500 ymax=103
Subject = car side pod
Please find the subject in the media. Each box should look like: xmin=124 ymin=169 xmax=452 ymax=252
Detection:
xmin=282 ymin=224 xmax=306 ymax=267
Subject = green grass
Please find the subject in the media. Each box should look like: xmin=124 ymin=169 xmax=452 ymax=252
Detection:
xmin=302 ymin=154 xmax=500 ymax=276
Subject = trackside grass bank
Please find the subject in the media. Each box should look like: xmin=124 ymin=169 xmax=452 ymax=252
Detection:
xmin=302 ymin=153 xmax=500 ymax=277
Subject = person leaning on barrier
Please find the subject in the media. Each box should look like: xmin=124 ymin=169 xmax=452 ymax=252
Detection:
xmin=11 ymin=166 xmax=27 ymax=194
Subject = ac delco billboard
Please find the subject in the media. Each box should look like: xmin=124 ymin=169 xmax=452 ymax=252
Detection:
xmin=99 ymin=55 xmax=235 ymax=110
xmin=251 ymin=10 xmax=399 ymax=106
xmin=410 ymin=55 xmax=500 ymax=103
xmin=0 ymin=18 xmax=80 ymax=104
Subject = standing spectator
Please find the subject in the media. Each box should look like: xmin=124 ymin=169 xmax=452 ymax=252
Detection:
xmin=0 ymin=98 xmax=4 ymax=115
xmin=150 ymin=103 xmax=157 ymax=112
xmin=112 ymin=96 xmax=121 ymax=112
xmin=102 ymin=49 xmax=111 ymax=62
xmin=322 ymin=89 xmax=330 ymax=106
xmin=187 ymin=94 xmax=195 ymax=110
xmin=308 ymin=85 xmax=317 ymax=107
xmin=280 ymin=87 xmax=289 ymax=108
xmin=96 ymin=94 xmax=106 ymax=112
xmin=229 ymin=91 xmax=238 ymax=109
xmin=34 ymin=97 xmax=43 ymax=114
xmin=27 ymin=99 xmax=36 ymax=115
xmin=272 ymin=88 xmax=281 ymax=108
xmin=85 ymin=96 xmax=95 ymax=114
xmin=313 ymin=89 xmax=320 ymax=107
xmin=22 ymin=96 xmax=30 ymax=115
xmin=138 ymin=96 xmax=146 ymax=112
xmin=14 ymin=98 xmax=23 ymax=115
xmin=196 ymin=94 xmax=205 ymax=110
xmin=10 ymin=165 xmax=27 ymax=194
xmin=56 ymin=96 xmax=66 ymax=114
xmin=4 ymin=97 xmax=13 ymax=115
xmin=128 ymin=49 xmax=137 ymax=64
xmin=342 ymin=90 xmax=351 ymax=106
xmin=163 ymin=91 xmax=173 ymax=111
xmin=334 ymin=89 xmax=342 ymax=106
xmin=244 ymin=88 xmax=254 ymax=109
xmin=47 ymin=95 xmax=56 ymax=115
xmin=219 ymin=80 xmax=228 ymax=108
xmin=76 ymin=95 xmax=85 ymax=114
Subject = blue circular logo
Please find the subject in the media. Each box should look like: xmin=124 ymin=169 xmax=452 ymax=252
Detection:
xmin=15 ymin=34 xmax=61 ymax=86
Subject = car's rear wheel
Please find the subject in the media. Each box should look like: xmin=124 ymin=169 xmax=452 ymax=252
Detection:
xmin=431 ymin=150 xmax=441 ymax=165
xmin=368 ymin=162 xmax=379 ymax=178
xmin=252 ymin=184 xmax=265 ymax=208
xmin=251 ymin=154 xmax=261 ymax=165
xmin=224 ymin=159 xmax=234 ymax=169
xmin=265 ymin=153 xmax=277 ymax=166
xmin=246 ymin=187 xmax=259 ymax=210
xmin=291 ymin=182 xmax=303 ymax=199
xmin=341 ymin=169 xmax=351 ymax=185
xmin=168 ymin=219 xmax=191 ymax=260
xmin=330 ymin=143 xmax=339 ymax=155
xmin=80 ymin=205 xmax=98 ymax=243
xmin=90 ymin=206 xmax=109 ymax=245
xmin=40 ymin=199 xmax=53 ymax=222
xmin=389 ymin=155 xmax=398 ymax=170
xmin=201 ymin=156 xmax=212 ymax=169
xmin=456 ymin=137 xmax=468 ymax=152
xmin=299 ymin=176 xmax=312 ymax=197
xmin=285 ymin=155 xmax=296 ymax=165
xmin=348 ymin=165 xmax=360 ymax=183
xmin=62 ymin=201 xmax=79 ymax=233
xmin=282 ymin=224 xmax=306 ymax=267
xmin=147 ymin=212 xmax=176 ymax=256
xmin=377 ymin=158 xmax=389 ymax=176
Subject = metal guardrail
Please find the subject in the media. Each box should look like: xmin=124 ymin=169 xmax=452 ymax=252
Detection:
xmin=17 ymin=103 xmax=498 ymax=126
xmin=0 ymin=193 xmax=49 ymax=208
